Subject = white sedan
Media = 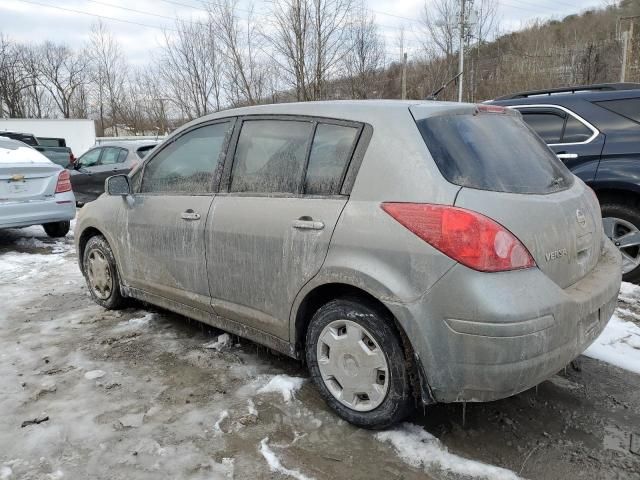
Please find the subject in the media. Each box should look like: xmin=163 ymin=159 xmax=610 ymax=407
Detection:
xmin=0 ymin=137 xmax=75 ymax=237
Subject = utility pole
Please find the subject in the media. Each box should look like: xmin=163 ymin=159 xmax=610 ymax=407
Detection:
xmin=402 ymin=52 xmax=408 ymax=100
xmin=622 ymin=30 xmax=629 ymax=82
xmin=620 ymin=16 xmax=639 ymax=82
xmin=458 ymin=0 xmax=466 ymax=102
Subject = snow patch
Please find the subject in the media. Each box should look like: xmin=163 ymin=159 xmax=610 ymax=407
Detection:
xmin=247 ymin=399 xmax=258 ymax=416
xmin=213 ymin=410 xmax=229 ymax=433
xmin=257 ymin=375 xmax=305 ymax=402
xmin=584 ymin=314 xmax=640 ymax=374
xmin=84 ymin=370 xmax=106 ymax=380
xmin=0 ymin=466 xmax=12 ymax=479
xmin=115 ymin=313 xmax=154 ymax=330
xmin=260 ymin=437 xmax=313 ymax=480
xmin=376 ymin=423 xmax=521 ymax=480
xmin=203 ymin=333 xmax=230 ymax=351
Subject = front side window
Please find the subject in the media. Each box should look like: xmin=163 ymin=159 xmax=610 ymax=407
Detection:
xmin=304 ymin=124 xmax=358 ymax=195
xmin=141 ymin=122 xmax=230 ymax=194
xmin=230 ymin=120 xmax=313 ymax=194
xmin=79 ymin=148 xmax=102 ymax=167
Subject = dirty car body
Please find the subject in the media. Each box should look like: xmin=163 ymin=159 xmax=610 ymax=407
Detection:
xmin=75 ymin=101 xmax=622 ymax=427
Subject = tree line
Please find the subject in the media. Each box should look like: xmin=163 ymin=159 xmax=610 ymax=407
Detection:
xmin=0 ymin=0 xmax=638 ymax=136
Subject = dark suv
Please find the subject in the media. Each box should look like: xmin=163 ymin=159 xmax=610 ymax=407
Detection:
xmin=489 ymin=83 xmax=640 ymax=282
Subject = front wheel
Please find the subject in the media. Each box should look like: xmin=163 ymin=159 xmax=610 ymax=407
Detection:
xmin=82 ymin=235 xmax=126 ymax=309
xmin=601 ymin=203 xmax=640 ymax=283
xmin=42 ymin=221 xmax=70 ymax=238
xmin=305 ymin=298 xmax=413 ymax=429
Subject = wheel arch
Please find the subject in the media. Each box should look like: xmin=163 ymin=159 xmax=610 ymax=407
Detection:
xmin=591 ymin=185 xmax=640 ymax=208
xmin=292 ymin=281 xmax=434 ymax=404
xmin=77 ymin=226 xmax=105 ymax=274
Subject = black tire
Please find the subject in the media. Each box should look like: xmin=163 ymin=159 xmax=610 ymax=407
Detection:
xmin=601 ymin=203 xmax=640 ymax=283
xmin=42 ymin=221 xmax=70 ymax=238
xmin=82 ymin=235 xmax=126 ymax=309
xmin=305 ymin=297 xmax=413 ymax=429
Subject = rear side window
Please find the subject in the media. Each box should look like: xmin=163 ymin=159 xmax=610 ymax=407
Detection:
xmin=304 ymin=124 xmax=358 ymax=195
xmin=416 ymin=113 xmax=574 ymax=194
xmin=520 ymin=112 xmax=564 ymax=143
xmin=595 ymin=98 xmax=640 ymax=123
xmin=562 ymin=116 xmax=592 ymax=143
xmin=230 ymin=120 xmax=312 ymax=194
xmin=141 ymin=122 xmax=230 ymax=194
xmin=101 ymin=147 xmax=123 ymax=165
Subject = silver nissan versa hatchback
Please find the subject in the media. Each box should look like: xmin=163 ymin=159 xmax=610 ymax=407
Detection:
xmin=75 ymin=101 xmax=622 ymax=429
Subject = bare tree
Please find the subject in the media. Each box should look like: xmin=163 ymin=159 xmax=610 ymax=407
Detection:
xmin=209 ymin=0 xmax=267 ymax=106
xmin=342 ymin=2 xmax=385 ymax=98
xmin=268 ymin=0 xmax=312 ymax=100
xmin=88 ymin=21 xmax=129 ymax=134
xmin=421 ymin=0 xmax=459 ymax=59
xmin=35 ymin=41 xmax=88 ymax=118
xmin=158 ymin=19 xmax=222 ymax=120
xmin=268 ymin=0 xmax=353 ymax=101
xmin=0 ymin=35 xmax=31 ymax=117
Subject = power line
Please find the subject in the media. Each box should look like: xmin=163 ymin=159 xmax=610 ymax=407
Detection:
xmin=9 ymin=0 xmax=179 ymax=32
xmin=85 ymin=0 xmax=208 ymax=25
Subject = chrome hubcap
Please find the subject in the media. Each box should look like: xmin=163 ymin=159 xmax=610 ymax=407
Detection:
xmin=87 ymin=250 xmax=112 ymax=300
xmin=602 ymin=217 xmax=640 ymax=274
xmin=316 ymin=319 xmax=389 ymax=412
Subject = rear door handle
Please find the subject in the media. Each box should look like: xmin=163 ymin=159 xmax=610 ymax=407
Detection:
xmin=557 ymin=153 xmax=578 ymax=159
xmin=181 ymin=209 xmax=201 ymax=220
xmin=292 ymin=219 xmax=324 ymax=230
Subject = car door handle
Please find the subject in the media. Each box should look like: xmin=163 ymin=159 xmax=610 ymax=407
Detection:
xmin=181 ymin=210 xmax=201 ymax=220
xmin=292 ymin=219 xmax=324 ymax=230
xmin=557 ymin=153 xmax=578 ymax=159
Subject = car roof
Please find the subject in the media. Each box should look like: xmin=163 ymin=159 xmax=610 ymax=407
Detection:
xmin=489 ymin=83 xmax=640 ymax=106
xmin=0 ymin=137 xmax=52 ymax=164
xmin=93 ymin=141 xmax=158 ymax=150
xmin=174 ymin=100 xmax=480 ymax=135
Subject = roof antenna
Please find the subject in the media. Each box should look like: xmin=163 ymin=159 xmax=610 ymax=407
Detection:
xmin=426 ymin=71 xmax=463 ymax=100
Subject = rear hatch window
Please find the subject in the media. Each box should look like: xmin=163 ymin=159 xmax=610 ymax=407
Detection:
xmin=415 ymin=109 xmax=574 ymax=194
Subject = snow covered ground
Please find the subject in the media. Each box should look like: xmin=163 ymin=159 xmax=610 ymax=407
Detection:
xmin=584 ymin=282 xmax=640 ymax=375
xmin=1 ymin=224 xmax=640 ymax=479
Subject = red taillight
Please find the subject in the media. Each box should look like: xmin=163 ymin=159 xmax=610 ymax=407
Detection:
xmin=55 ymin=170 xmax=72 ymax=193
xmin=381 ymin=203 xmax=536 ymax=272
xmin=69 ymin=152 xmax=76 ymax=165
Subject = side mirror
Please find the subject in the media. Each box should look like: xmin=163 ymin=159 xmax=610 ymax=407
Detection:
xmin=106 ymin=174 xmax=131 ymax=196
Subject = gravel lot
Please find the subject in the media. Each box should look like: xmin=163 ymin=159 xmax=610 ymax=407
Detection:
xmin=1 ymin=224 xmax=640 ymax=480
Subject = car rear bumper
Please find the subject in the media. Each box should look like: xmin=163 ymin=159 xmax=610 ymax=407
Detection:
xmin=0 ymin=192 xmax=76 ymax=229
xmin=384 ymin=238 xmax=622 ymax=403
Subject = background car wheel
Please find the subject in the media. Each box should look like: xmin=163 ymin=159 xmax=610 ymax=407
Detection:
xmin=83 ymin=235 xmax=126 ymax=309
xmin=42 ymin=221 xmax=70 ymax=238
xmin=601 ymin=203 xmax=640 ymax=283
xmin=305 ymin=297 xmax=413 ymax=429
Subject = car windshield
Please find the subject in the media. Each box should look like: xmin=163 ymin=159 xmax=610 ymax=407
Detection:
xmin=415 ymin=112 xmax=574 ymax=194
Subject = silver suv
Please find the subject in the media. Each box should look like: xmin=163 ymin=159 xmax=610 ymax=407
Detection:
xmin=75 ymin=101 xmax=622 ymax=429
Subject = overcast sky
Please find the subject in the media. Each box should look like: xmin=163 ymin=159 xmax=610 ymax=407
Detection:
xmin=0 ymin=0 xmax=605 ymax=64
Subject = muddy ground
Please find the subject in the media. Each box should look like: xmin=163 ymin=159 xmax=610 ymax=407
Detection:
xmin=1 ymin=225 xmax=639 ymax=480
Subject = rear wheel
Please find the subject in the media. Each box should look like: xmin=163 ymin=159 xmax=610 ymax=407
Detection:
xmin=601 ymin=203 xmax=640 ymax=283
xmin=305 ymin=298 xmax=413 ymax=429
xmin=83 ymin=235 xmax=126 ymax=309
xmin=42 ymin=221 xmax=70 ymax=238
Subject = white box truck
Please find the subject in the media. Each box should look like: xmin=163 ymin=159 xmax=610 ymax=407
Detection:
xmin=0 ymin=118 xmax=96 ymax=156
